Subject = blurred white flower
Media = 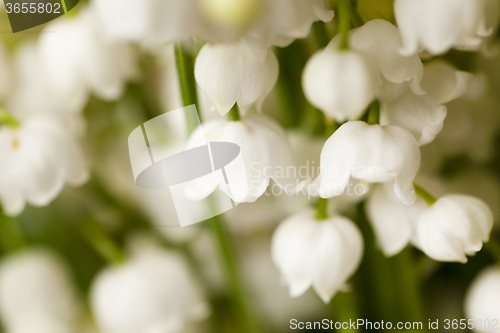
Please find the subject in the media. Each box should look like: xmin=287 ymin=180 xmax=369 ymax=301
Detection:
xmin=0 ymin=115 xmax=89 ymax=216
xmin=380 ymin=90 xmax=447 ymax=146
xmin=464 ymin=266 xmax=500 ymax=333
xmin=239 ymin=0 xmax=334 ymax=51
xmin=366 ymin=183 xmax=427 ymax=256
xmin=380 ymin=60 xmax=473 ymax=146
xmin=420 ymin=60 xmax=474 ymax=105
xmin=91 ymin=248 xmax=209 ymax=333
xmin=332 ymin=19 xmax=424 ymax=96
xmin=314 ymin=121 xmax=421 ymax=205
xmin=186 ymin=115 xmax=296 ymax=203
xmin=303 ymin=48 xmax=380 ymax=122
xmin=37 ymin=7 xmax=136 ymax=101
xmin=7 ymin=42 xmax=87 ymax=118
xmin=0 ymin=248 xmax=82 ymax=333
xmin=92 ymin=0 xmax=197 ymax=45
xmin=0 ymin=41 xmax=11 ymax=101
xmin=414 ymin=195 xmax=493 ymax=263
xmin=395 ymin=0 xmax=492 ymax=55
xmin=424 ymin=73 xmax=500 ymax=163
xmin=271 ymin=208 xmax=363 ymax=303
xmin=195 ymin=42 xmax=278 ymax=116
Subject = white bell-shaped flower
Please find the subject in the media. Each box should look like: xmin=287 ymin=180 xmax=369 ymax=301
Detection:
xmin=328 ymin=19 xmax=424 ymax=95
xmin=0 ymin=115 xmax=89 ymax=216
xmin=303 ymin=48 xmax=380 ymax=122
xmin=464 ymin=266 xmax=500 ymax=333
xmin=380 ymin=90 xmax=448 ymax=146
xmin=271 ymin=208 xmax=363 ymax=303
xmin=315 ymin=121 xmax=421 ymax=205
xmin=37 ymin=7 xmax=136 ymax=101
xmin=0 ymin=248 xmax=82 ymax=333
xmin=366 ymin=183 xmax=427 ymax=257
xmin=414 ymin=195 xmax=494 ymax=263
xmin=395 ymin=0 xmax=492 ymax=55
xmin=380 ymin=60 xmax=473 ymax=146
xmin=195 ymin=42 xmax=278 ymax=116
xmin=0 ymin=41 xmax=11 ymax=101
xmin=90 ymin=248 xmax=209 ymax=333
xmin=186 ymin=115 xmax=296 ymax=203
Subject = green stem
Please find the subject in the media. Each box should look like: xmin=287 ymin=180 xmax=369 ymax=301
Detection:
xmin=211 ymin=215 xmax=260 ymax=333
xmin=337 ymin=0 xmax=351 ymax=50
xmin=393 ymin=247 xmax=427 ymax=326
xmin=316 ymin=198 xmax=329 ymax=220
xmin=227 ymin=104 xmax=241 ymax=122
xmin=174 ymin=43 xmax=200 ymax=134
xmin=0 ymin=108 xmax=20 ymax=129
xmin=484 ymin=236 xmax=500 ymax=263
xmin=366 ymin=100 xmax=380 ymax=125
xmin=0 ymin=214 xmax=26 ymax=252
xmin=78 ymin=220 xmax=126 ymax=266
xmin=414 ymin=183 xmax=437 ymax=205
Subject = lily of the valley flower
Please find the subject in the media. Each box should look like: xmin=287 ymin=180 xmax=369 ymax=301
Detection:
xmin=271 ymin=208 xmax=363 ymax=303
xmin=314 ymin=121 xmax=421 ymax=205
xmin=366 ymin=182 xmax=427 ymax=257
xmin=395 ymin=0 xmax=493 ymax=55
xmin=414 ymin=195 xmax=493 ymax=263
xmin=90 ymin=248 xmax=209 ymax=333
xmin=465 ymin=266 xmax=500 ymax=333
xmin=302 ymin=48 xmax=380 ymax=122
xmin=195 ymin=42 xmax=278 ymax=116
xmin=37 ymin=7 xmax=136 ymax=102
xmin=328 ymin=19 xmax=424 ymax=97
xmin=0 ymin=249 xmax=82 ymax=333
xmin=186 ymin=115 xmax=296 ymax=203
xmin=0 ymin=115 xmax=89 ymax=216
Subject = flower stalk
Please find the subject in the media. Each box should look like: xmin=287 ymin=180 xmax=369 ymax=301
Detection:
xmin=316 ymin=198 xmax=329 ymax=220
xmin=366 ymin=99 xmax=380 ymax=125
xmin=337 ymin=0 xmax=351 ymax=50
xmin=174 ymin=43 xmax=200 ymax=133
xmin=414 ymin=183 xmax=437 ymax=205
